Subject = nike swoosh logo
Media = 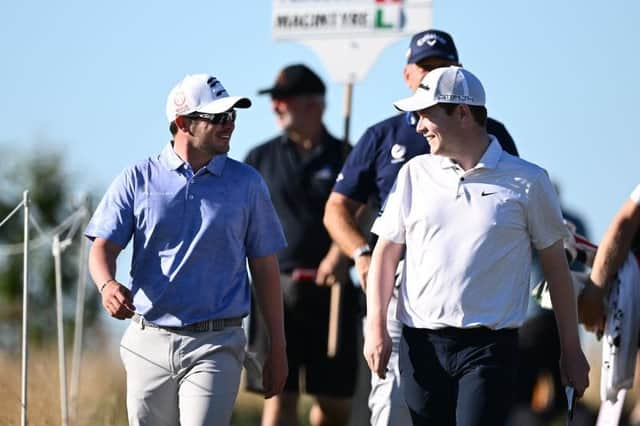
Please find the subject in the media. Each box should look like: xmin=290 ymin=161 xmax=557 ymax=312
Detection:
xmin=481 ymin=191 xmax=497 ymax=196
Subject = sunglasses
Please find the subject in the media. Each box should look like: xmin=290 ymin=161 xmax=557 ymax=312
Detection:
xmin=187 ymin=110 xmax=236 ymax=125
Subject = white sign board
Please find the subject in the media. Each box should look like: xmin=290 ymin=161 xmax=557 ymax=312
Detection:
xmin=272 ymin=0 xmax=432 ymax=83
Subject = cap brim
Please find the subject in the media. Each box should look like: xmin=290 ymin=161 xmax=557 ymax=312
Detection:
xmin=410 ymin=51 xmax=459 ymax=65
xmin=257 ymin=87 xmax=295 ymax=98
xmin=393 ymin=93 xmax=438 ymax=112
xmin=257 ymin=87 xmax=275 ymax=96
xmin=256 ymin=87 xmax=324 ymax=98
xmin=199 ymin=96 xmax=252 ymax=114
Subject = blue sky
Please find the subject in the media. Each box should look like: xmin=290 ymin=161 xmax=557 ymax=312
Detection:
xmin=1 ymin=0 xmax=638 ymax=245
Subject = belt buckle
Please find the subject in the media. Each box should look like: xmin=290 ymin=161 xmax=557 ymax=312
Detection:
xmin=133 ymin=314 xmax=146 ymax=330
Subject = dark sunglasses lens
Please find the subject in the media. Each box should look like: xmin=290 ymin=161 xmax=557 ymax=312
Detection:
xmin=212 ymin=110 xmax=236 ymax=124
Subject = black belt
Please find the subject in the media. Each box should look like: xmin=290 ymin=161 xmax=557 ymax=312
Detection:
xmin=133 ymin=314 xmax=243 ymax=332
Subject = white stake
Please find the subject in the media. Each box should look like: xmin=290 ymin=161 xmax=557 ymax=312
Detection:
xmin=53 ymin=235 xmax=69 ymax=426
xmin=20 ymin=190 xmax=29 ymax=426
xmin=70 ymin=195 xmax=89 ymax=419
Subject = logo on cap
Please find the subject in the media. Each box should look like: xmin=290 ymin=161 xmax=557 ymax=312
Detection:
xmin=173 ymin=92 xmax=186 ymax=107
xmin=436 ymin=94 xmax=475 ymax=103
xmin=416 ymin=32 xmax=447 ymax=47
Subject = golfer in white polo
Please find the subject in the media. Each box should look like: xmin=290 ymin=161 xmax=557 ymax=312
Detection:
xmin=363 ymin=66 xmax=590 ymax=426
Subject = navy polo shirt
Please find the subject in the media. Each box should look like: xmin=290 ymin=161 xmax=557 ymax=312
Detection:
xmin=334 ymin=112 xmax=518 ymax=210
xmin=245 ymin=128 xmax=350 ymax=271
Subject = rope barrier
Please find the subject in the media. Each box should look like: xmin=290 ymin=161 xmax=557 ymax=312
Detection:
xmin=0 ymin=191 xmax=93 ymax=426
xmin=28 ymin=214 xmax=46 ymax=238
xmin=0 ymin=207 xmax=88 ymax=256
xmin=0 ymin=200 xmax=25 ymax=229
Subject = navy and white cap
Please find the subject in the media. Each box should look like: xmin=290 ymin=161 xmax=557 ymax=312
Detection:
xmin=165 ymin=74 xmax=251 ymax=123
xmin=393 ymin=66 xmax=485 ymax=112
xmin=406 ymin=29 xmax=459 ymax=64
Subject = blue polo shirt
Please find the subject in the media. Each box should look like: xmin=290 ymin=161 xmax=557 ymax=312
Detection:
xmin=334 ymin=113 xmax=518 ymax=210
xmin=85 ymin=143 xmax=287 ymax=326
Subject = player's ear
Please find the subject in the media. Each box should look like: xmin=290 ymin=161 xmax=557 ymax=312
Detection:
xmin=175 ymin=116 xmax=189 ymax=133
xmin=402 ymin=64 xmax=412 ymax=87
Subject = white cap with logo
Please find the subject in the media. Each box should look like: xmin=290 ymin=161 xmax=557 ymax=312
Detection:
xmin=393 ymin=66 xmax=485 ymax=112
xmin=165 ymin=74 xmax=251 ymax=123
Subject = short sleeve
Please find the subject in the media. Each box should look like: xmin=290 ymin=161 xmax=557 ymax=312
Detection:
xmin=332 ymin=126 xmax=378 ymax=203
xmin=630 ymin=184 xmax=640 ymax=205
xmin=527 ymin=170 xmax=569 ymax=250
xmin=245 ymin=175 xmax=287 ymax=258
xmin=370 ymin=164 xmax=412 ymax=244
xmin=84 ymin=168 xmax=136 ymax=248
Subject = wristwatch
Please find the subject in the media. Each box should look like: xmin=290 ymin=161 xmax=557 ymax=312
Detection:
xmin=352 ymin=243 xmax=372 ymax=260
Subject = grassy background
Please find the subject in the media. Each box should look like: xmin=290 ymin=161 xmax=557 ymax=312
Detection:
xmin=0 ymin=339 xmax=635 ymax=425
xmin=0 ymin=347 xmax=313 ymax=426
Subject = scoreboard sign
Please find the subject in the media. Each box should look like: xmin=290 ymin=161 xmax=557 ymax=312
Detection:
xmin=272 ymin=0 xmax=432 ymax=82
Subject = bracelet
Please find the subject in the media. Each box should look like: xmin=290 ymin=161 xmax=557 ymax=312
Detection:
xmin=99 ymin=279 xmax=116 ymax=293
xmin=352 ymin=244 xmax=372 ymax=260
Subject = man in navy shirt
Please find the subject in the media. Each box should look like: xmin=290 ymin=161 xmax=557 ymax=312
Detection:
xmin=245 ymin=64 xmax=360 ymax=426
xmin=324 ymin=30 xmax=519 ymax=425
xmin=86 ymin=74 xmax=288 ymax=425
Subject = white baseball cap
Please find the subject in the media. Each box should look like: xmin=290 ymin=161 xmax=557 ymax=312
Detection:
xmin=393 ymin=66 xmax=485 ymax=112
xmin=165 ymin=74 xmax=251 ymax=123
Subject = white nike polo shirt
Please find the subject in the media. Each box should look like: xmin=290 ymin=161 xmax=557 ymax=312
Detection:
xmin=371 ymin=136 xmax=568 ymax=330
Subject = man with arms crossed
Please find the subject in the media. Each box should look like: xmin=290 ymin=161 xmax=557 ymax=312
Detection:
xmin=86 ymin=74 xmax=288 ymax=425
xmin=364 ymin=66 xmax=589 ymax=425
xmin=323 ymin=29 xmax=518 ymax=425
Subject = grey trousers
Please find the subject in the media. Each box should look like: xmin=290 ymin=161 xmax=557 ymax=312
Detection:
xmin=119 ymin=321 xmax=246 ymax=426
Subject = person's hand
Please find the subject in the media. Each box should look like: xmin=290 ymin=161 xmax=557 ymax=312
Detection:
xmin=363 ymin=319 xmax=391 ymax=379
xmin=101 ymin=281 xmax=135 ymax=319
xmin=577 ymin=280 xmax=606 ymax=334
xmin=315 ymin=251 xmax=349 ymax=287
xmin=262 ymin=343 xmax=288 ymax=399
xmin=355 ymin=253 xmax=371 ymax=292
xmin=559 ymin=348 xmax=590 ymax=398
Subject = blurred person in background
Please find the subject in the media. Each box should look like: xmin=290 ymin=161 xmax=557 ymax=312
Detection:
xmin=579 ymin=183 xmax=640 ymax=333
xmin=244 ymin=64 xmax=360 ymax=426
xmin=579 ymin=183 xmax=640 ymax=425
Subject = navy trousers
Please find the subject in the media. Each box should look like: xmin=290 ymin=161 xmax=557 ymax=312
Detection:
xmin=400 ymin=325 xmax=518 ymax=426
